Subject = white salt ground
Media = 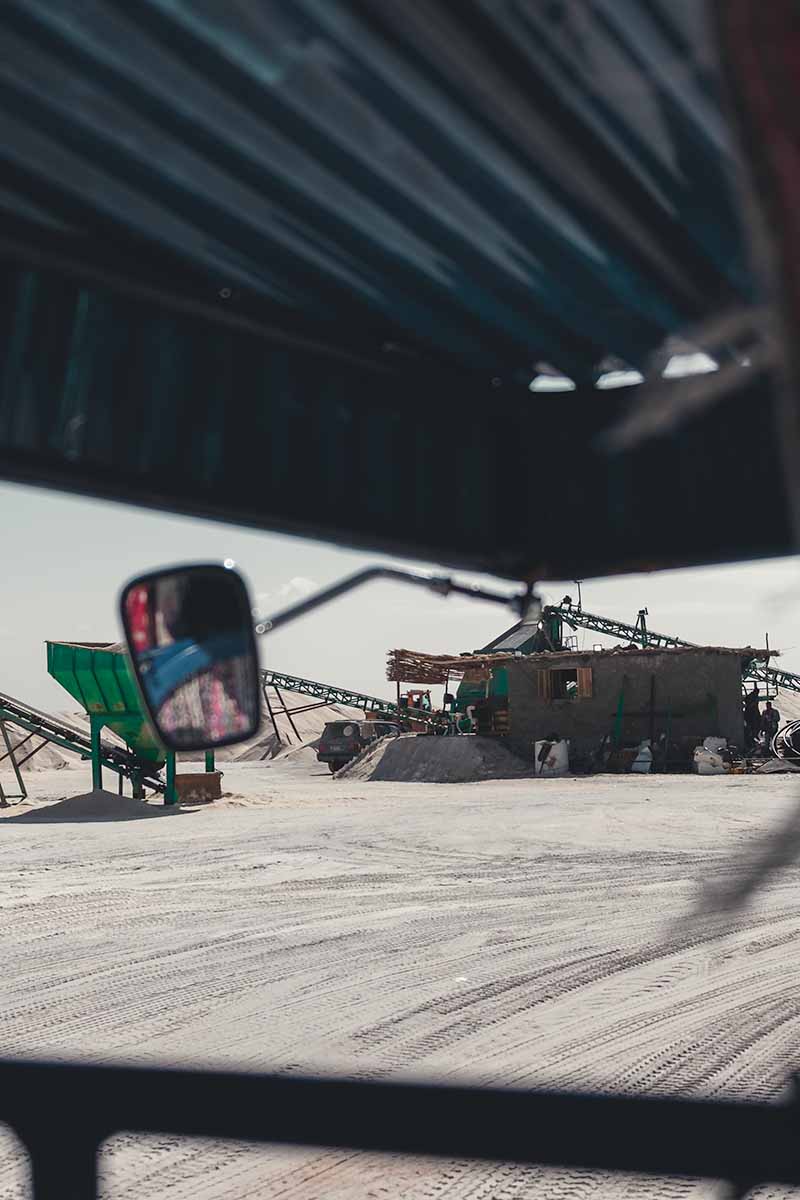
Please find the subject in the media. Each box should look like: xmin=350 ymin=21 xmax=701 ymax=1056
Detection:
xmin=1 ymin=758 xmax=799 ymax=1198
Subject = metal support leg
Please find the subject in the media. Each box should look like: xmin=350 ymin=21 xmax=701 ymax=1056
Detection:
xmin=28 ymin=1131 xmax=98 ymax=1200
xmin=0 ymin=727 xmax=36 ymax=765
xmin=205 ymin=750 xmax=215 ymax=772
xmin=274 ymin=686 xmax=301 ymax=742
xmin=0 ymin=717 xmax=26 ymax=804
xmin=165 ymin=752 xmax=177 ymax=805
xmin=89 ymin=716 xmax=103 ymax=792
xmin=262 ymin=682 xmax=283 ymax=748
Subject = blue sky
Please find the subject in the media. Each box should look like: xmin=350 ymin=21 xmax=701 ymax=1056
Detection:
xmin=1 ymin=479 xmax=798 ymax=710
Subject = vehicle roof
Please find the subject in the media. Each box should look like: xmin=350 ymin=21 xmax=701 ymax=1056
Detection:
xmin=0 ymin=2 xmax=790 ymax=580
xmin=0 ymin=2 xmax=748 ymax=376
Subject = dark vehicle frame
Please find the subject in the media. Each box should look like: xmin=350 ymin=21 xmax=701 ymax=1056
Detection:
xmin=1 ymin=0 xmax=799 ymax=1196
xmin=7 ymin=1056 xmax=800 ymax=1199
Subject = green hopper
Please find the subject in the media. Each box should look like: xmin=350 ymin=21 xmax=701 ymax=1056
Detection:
xmin=46 ymin=641 xmax=177 ymax=802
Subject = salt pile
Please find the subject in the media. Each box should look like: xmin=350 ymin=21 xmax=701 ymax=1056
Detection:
xmin=6 ymin=789 xmax=179 ymax=822
xmin=338 ymin=736 xmax=536 ymax=783
xmin=1 ymin=725 xmax=74 ymax=771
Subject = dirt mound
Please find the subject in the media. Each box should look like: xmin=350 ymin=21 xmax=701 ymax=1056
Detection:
xmin=338 ymin=736 xmax=536 ymax=783
xmin=4 ymin=789 xmax=180 ymax=822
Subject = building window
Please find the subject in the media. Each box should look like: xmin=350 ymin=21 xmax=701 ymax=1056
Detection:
xmin=553 ymin=668 xmax=578 ymax=699
xmin=537 ymin=666 xmax=593 ymax=700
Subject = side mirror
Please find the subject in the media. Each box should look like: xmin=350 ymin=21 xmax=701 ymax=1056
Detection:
xmin=120 ymin=564 xmax=261 ymax=751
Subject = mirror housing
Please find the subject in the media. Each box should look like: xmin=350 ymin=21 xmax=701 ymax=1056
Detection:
xmin=120 ymin=564 xmax=261 ymax=752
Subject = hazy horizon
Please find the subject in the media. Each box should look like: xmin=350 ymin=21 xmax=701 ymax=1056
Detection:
xmin=1 ymin=480 xmax=798 ymax=712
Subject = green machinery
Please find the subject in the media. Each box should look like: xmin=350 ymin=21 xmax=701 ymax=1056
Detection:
xmin=454 ymin=666 xmax=508 ymax=714
xmin=46 ymin=641 xmax=181 ymax=803
xmin=0 ymin=688 xmax=167 ymax=804
xmin=452 ymin=607 xmax=563 ymax=717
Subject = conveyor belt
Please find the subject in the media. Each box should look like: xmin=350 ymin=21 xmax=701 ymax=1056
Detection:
xmin=0 ymin=690 xmax=165 ymax=792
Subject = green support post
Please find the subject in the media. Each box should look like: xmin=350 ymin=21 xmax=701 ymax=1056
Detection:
xmin=205 ymin=750 xmax=215 ymax=772
xmin=165 ymin=751 xmax=177 ymax=806
xmin=90 ymin=715 xmax=103 ymax=792
xmin=611 ymin=677 xmax=627 ymax=748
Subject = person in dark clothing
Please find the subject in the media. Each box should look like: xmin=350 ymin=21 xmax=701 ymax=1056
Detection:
xmin=761 ymin=701 xmax=781 ymax=749
xmin=744 ymin=687 xmax=761 ymax=749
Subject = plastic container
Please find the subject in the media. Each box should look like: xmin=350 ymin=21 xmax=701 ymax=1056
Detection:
xmin=631 ymin=740 xmax=653 ymax=773
xmin=694 ymin=746 xmax=726 ymax=775
xmin=534 ymin=738 xmax=569 ymax=776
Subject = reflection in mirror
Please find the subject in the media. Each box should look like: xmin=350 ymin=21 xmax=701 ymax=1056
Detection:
xmin=121 ymin=565 xmax=260 ymax=751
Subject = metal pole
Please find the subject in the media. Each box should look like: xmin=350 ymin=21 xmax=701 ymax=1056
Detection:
xmin=89 ymin=716 xmax=103 ymax=792
xmin=612 ymin=678 xmax=626 ymax=747
xmin=205 ymin=750 xmax=215 ymax=773
xmin=10 ymin=739 xmax=51 ymax=770
xmin=274 ymin=686 xmax=301 ymax=742
xmin=0 ymin=717 xmax=26 ymax=803
xmin=165 ymin=752 xmax=177 ymax=806
xmin=263 ymin=683 xmax=282 ymax=747
xmin=282 ymin=701 xmax=331 ymax=716
xmin=0 ymin=727 xmax=36 ymax=765
xmin=255 ymin=566 xmax=530 ymax=637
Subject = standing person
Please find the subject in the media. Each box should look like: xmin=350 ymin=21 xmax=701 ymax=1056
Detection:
xmin=761 ymin=701 xmax=781 ymax=750
xmin=744 ymin=687 xmax=761 ymax=749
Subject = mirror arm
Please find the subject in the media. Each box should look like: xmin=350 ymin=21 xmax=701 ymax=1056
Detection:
xmin=254 ymin=567 xmax=540 ymax=636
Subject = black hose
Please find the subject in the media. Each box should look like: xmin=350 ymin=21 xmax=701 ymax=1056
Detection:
xmin=771 ymin=721 xmax=800 ymax=762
